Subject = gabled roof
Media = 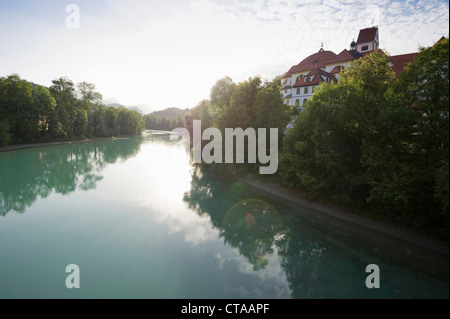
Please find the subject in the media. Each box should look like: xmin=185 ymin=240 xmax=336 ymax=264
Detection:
xmin=292 ymin=68 xmax=336 ymax=88
xmin=281 ymin=65 xmax=297 ymax=79
xmin=390 ymin=52 xmax=419 ymax=77
xmin=436 ymin=36 xmax=447 ymax=44
xmin=357 ymin=27 xmax=378 ymax=44
xmin=333 ymin=49 xmax=355 ymax=63
xmin=282 ymin=50 xmax=338 ymax=79
xmin=330 ymin=65 xmax=343 ymax=74
xmin=282 ymin=49 xmax=360 ymax=79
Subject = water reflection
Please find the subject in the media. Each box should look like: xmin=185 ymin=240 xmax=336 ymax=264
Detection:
xmin=183 ymin=168 xmax=334 ymax=296
xmin=183 ymin=167 xmax=449 ymax=298
xmin=0 ymin=137 xmax=143 ymax=216
xmin=222 ymin=199 xmax=282 ymax=270
xmin=0 ymin=133 xmax=447 ymax=298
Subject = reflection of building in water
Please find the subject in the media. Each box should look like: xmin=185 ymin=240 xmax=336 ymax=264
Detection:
xmin=280 ymin=26 xmax=419 ymax=110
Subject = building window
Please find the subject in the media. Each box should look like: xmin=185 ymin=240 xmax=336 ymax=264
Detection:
xmin=305 ymin=77 xmax=311 ymax=82
xmin=361 ymin=44 xmax=369 ymax=51
xmin=296 ymin=88 xmax=300 ymax=94
xmin=304 ymin=87 xmax=308 ymax=94
xmin=295 ymin=99 xmax=299 ymax=107
xmin=303 ymin=98 xmax=308 ymax=105
xmin=285 ymin=90 xmax=288 ymax=94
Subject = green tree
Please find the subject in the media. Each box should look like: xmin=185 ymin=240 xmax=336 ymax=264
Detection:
xmin=210 ymin=76 xmax=236 ymax=108
xmin=88 ymin=103 xmax=106 ymax=137
xmin=362 ymin=38 xmax=449 ymax=233
xmin=192 ymin=99 xmax=217 ymax=128
xmin=281 ymin=43 xmax=449 ymax=238
xmin=49 ymin=77 xmax=77 ymax=138
xmin=77 ymin=82 xmax=103 ymax=105
xmin=0 ymin=121 xmax=11 ymax=145
xmin=73 ymin=107 xmax=88 ymax=138
xmin=0 ymin=74 xmax=37 ymax=143
xmin=117 ymin=108 xmax=144 ymax=135
xmin=217 ymin=77 xmax=262 ymax=130
xmin=105 ymin=107 xmax=119 ymax=136
xmin=281 ymin=50 xmax=396 ymax=205
xmin=32 ymin=85 xmax=56 ymax=138
xmin=254 ymin=77 xmax=290 ymax=130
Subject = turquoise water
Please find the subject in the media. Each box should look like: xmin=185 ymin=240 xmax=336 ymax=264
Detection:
xmin=0 ymin=133 xmax=448 ymax=298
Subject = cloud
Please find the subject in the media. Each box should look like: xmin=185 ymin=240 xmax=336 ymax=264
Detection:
xmin=0 ymin=0 xmax=448 ymax=110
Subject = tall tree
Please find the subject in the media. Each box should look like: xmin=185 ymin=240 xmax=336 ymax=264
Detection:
xmin=281 ymin=50 xmax=396 ymax=204
xmin=0 ymin=74 xmax=36 ymax=143
xmin=210 ymin=76 xmax=236 ymax=109
xmin=363 ymin=38 xmax=449 ymax=233
xmin=32 ymin=85 xmax=56 ymax=137
xmin=77 ymin=82 xmax=103 ymax=105
xmin=49 ymin=77 xmax=77 ymax=138
xmin=217 ymin=77 xmax=262 ymax=130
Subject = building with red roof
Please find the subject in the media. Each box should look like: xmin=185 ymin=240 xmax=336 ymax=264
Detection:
xmin=281 ymin=26 xmax=420 ymax=109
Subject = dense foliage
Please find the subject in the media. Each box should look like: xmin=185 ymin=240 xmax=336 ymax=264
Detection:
xmin=184 ymin=75 xmax=292 ymax=176
xmin=0 ymin=75 xmax=144 ymax=145
xmin=143 ymin=107 xmax=189 ymax=131
xmin=1 ymin=38 xmax=447 ymax=239
xmin=183 ymin=39 xmax=449 ymax=239
xmin=281 ymin=40 xmax=449 ymax=238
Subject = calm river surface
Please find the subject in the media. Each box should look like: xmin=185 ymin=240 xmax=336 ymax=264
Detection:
xmin=0 ymin=132 xmax=448 ymax=298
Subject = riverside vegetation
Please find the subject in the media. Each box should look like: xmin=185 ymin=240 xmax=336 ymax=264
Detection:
xmin=1 ymin=39 xmax=448 ymax=240
xmin=0 ymin=76 xmax=144 ymax=145
xmin=152 ymin=40 xmax=448 ymax=241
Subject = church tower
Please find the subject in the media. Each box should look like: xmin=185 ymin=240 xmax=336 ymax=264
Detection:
xmin=356 ymin=26 xmax=379 ymax=53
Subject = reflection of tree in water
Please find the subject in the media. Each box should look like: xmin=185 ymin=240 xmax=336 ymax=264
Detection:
xmin=0 ymin=137 xmax=143 ymax=216
xmin=183 ymin=167 xmax=234 ymax=230
xmin=184 ymin=168 xmax=279 ymax=270
xmin=183 ymin=167 xmax=330 ymax=292
xmin=276 ymin=226 xmax=329 ymax=298
xmin=222 ymin=199 xmax=282 ymax=270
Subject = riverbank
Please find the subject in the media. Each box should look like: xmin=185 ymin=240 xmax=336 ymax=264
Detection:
xmin=240 ymin=176 xmax=449 ymax=255
xmin=0 ymin=136 xmax=133 ymax=153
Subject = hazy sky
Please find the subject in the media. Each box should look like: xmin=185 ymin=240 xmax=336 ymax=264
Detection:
xmin=0 ymin=0 xmax=448 ymax=113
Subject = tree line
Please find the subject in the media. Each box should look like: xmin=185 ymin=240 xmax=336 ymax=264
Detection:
xmin=183 ymin=38 xmax=449 ymax=240
xmin=280 ymin=40 xmax=448 ymax=239
xmin=1 ymin=137 xmax=143 ymax=216
xmin=0 ymin=75 xmax=144 ymax=145
xmin=143 ymin=107 xmax=189 ymax=131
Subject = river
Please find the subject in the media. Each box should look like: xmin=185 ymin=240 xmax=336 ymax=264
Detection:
xmin=0 ymin=132 xmax=448 ymax=298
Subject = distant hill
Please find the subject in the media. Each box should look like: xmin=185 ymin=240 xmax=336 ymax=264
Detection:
xmin=106 ymin=103 xmax=144 ymax=115
xmin=107 ymin=103 xmax=125 ymax=108
xmin=127 ymin=106 xmax=144 ymax=115
xmin=149 ymin=107 xmax=190 ymax=118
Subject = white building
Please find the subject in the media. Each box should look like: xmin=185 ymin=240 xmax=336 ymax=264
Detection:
xmin=281 ymin=27 xmax=416 ymax=109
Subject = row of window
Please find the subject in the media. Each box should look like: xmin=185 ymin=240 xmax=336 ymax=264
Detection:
xmin=284 ymin=87 xmax=310 ymax=95
xmin=296 ymin=87 xmax=309 ymax=95
xmin=285 ymin=98 xmax=308 ymax=106
xmin=295 ymin=99 xmax=308 ymax=107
